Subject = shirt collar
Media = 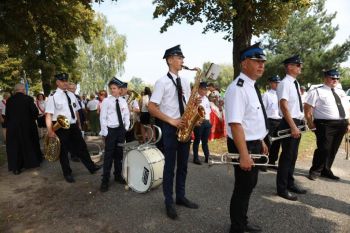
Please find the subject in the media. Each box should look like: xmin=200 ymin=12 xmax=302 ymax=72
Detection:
xmin=56 ymin=88 xmax=65 ymax=93
xmin=285 ymin=74 xmax=296 ymax=82
xmin=239 ymin=72 xmax=256 ymax=87
xmin=169 ymin=71 xmax=178 ymax=79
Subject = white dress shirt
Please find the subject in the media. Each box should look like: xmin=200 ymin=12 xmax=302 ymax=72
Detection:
xmin=150 ymin=72 xmax=191 ymax=119
xmin=262 ymin=89 xmax=281 ymax=120
xmin=99 ymin=95 xmax=130 ymax=136
xmin=276 ymin=74 xmax=304 ymax=120
xmin=200 ymin=95 xmax=211 ymax=120
xmin=224 ymin=73 xmax=268 ymax=141
xmin=45 ymin=88 xmax=79 ymax=124
xmin=305 ymin=85 xmax=350 ymax=120
xmin=86 ymin=99 xmax=99 ymax=111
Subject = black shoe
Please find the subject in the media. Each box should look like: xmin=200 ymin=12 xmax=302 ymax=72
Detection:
xmin=321 ymin=173 xmax=340 ymax=180
xmin=244 ymin=223 xmax=262 ymax=232
xmin=277 ymin=191 xmax=297 ymax=201
xmin=176 ymin=197 xmax=199 ymax=209
xmin=64 ymin=175 xmax=75 ymax=183
xmin=90 ymin=164 xmax=102 ymax=174
xmin=193 ymin=159 xmax=202 ymax=165
xmin=288 ymin=185 xmax=307 ymax=194
xmin=204 ymin=158 xmax=208 ymax=163
xmin=166 ymin=204 xmax=178 ymax=220
xmin=115 ymin=176 xmax=126 ymax=184
xmin=100 ymin=182 xmax=109 ymax=192
xmin=71 ymin=157 xmax=80 ymax=162
xmin=259 ymin=166 xmax=267 ymax=172
xmin=13 ymin=169 xmax=21 ymax=175
xmin=307 ymin=173 xmax=317 ymax=181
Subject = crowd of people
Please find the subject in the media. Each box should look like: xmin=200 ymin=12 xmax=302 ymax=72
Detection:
xmin=0 ymin=43 xmax=349 ymax=233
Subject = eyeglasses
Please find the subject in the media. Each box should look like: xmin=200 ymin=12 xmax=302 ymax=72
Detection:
xmin=330 ymin=77 xmax=339 ymax=81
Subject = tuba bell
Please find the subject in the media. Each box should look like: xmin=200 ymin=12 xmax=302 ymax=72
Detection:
xmin=44 ymin=115 xmax=70 ymax=162
xmin=127 ymin=90 xmax=140 ymax=132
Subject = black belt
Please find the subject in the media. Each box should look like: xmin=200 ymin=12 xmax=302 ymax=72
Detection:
xmin=268 ymin=118 xmax=281 ymax=122
xmin=314 ymin=119 xmax=348 ymax=124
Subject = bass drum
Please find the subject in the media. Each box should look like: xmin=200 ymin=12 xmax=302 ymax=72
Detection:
xmin=123 ymin=147 xmax=164 ymax=193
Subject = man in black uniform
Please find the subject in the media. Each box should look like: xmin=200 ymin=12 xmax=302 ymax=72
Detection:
xmin=45 ymin=73 xmax=101 ymax=183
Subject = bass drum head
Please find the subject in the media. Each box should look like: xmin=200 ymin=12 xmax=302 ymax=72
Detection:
xmin=123 ymin=148 xmax=163 ymax=193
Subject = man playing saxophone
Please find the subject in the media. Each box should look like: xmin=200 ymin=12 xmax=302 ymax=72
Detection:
xmin=224 ymin=43 xmax=268 ymax=233
xmin=149 ymin=45 xmax=199 ymax=220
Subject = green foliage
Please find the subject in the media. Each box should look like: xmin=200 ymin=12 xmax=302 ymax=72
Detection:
xmin=153 ymin=0 xmax=310 ymax=77
xmin=77 ymin=14 xmax=127 ymax=95
xmin=262 ymin=0 xmax=350 ymax=88
xmin=0 ymin=45 xmax=22 ymax=92
xmin=128 ymin=77 xmax=147 ymax=94
xmin=0 ymin=0 xmax=100 ymax=95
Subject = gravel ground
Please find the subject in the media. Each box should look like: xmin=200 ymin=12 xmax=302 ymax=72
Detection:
xmin=0 ymin=136 xmax=349 ymax=233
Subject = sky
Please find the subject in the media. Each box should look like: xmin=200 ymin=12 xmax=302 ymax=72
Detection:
xmin=92 ymin=0 xmax=350 ymax=85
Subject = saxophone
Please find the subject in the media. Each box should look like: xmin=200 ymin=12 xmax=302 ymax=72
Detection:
xmin=177 ymin=66 xmax=205 ymax=142
xmin=44 ymin=115 xmax=70 ymax=162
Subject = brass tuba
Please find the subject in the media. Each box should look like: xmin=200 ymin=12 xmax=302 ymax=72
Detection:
xmin=44 ymin=115 xmax=70 ymax=162
xmin=176 ymin=66 xmax=206 ymax=142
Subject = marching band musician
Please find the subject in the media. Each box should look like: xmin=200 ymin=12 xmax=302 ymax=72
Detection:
xmin=224 ymin=42 xmax=268 ymax=233
xmin=192 ymin=82 xmax=212 ymax=165
xmin=149 ymin=45 xmax=199 ymax=220
xmin=45 ymin=73 xmax=101 ymax=183
xmin=261 ymin=75 xmax=282 ymax=170
xmin=99 ymin=77 xmax=130 ymax=192
xmin=305 ymin=69 xmax=350 ymax=181
xmin=276 ymin=55 xmax=307 ymax=201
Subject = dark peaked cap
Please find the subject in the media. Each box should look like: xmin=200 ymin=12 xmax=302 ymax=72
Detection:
xmin=283 ymin=55 xmax=303 ymax=65
xmin=163 ymin=45 xmax=185 ymax=59
xmin=55 ymin=73 xmax=69 ymax=81
xmin=268 ymin=75 xmax=281 ymax=83
xmin=239 ymin=42 xmax=266 ymax=62
xmin=324 ymin=68 xmax=340 ymax=78
xmin=108 ymin=77 xmax=124 ymax=87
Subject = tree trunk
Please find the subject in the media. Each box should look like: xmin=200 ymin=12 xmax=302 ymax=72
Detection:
xmin=232 ymin=0 xmax=253 ymax=79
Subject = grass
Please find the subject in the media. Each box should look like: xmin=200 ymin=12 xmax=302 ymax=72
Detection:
xmin=198 ymin=131 xmax=317 ymax=160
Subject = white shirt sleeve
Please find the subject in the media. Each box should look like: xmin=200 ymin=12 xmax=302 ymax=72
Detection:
xmin=277 ymin=81 xmax=290 ymax=102
xmin=150 ymin=80 xmax=164 ymax=104
xmin=225 ymin=86 xmax=246 ymax=124
xmin=45 ymin=95 xmax=55 ymax=114
xmin=123 ymin=99 xmax=131 ymax=131
xmin=262 ymin=92 xmax=268 ymax=109
xmin=304 ymin=90 xmax=317 ymax=107
xmin=99 ymin=99 xmax=108 ymax=136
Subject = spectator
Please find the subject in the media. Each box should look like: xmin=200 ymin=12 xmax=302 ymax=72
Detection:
xmin=86 ymin=94 xmax=100 ymax=135
xmin=35 ymin=93 xmax=46 ymax=138
xmin=0 ymin=92 xmax=10 ymax=144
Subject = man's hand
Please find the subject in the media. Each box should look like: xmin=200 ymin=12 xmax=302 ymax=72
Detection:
xmin=307 ymin=121 xmax=316 ymax=131
xmin=290 ymin=125 xmax=301 ymax=138
xmin=261 ymin=140 xmax=269 ymax=155
xmin=169 ymin=118 xmax=185 ymax=129
xmin=47 ymin=130 xmax=56 ymax=138
xmin=239 ymin=154 xmax=254 ymax=171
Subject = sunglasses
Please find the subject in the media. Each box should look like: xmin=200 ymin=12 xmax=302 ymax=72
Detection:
xmin=330 ymin=77 xmax=340 ymax=81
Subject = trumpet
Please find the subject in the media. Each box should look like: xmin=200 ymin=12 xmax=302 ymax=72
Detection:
xmin=269 ymin=125 xmax=315 ymax=143
xmin=208 ymin=153 xmax=273 ymax=167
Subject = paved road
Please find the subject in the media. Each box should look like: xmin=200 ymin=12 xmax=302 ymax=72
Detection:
xmin=0 ymin=136 xmax=349 ymax=233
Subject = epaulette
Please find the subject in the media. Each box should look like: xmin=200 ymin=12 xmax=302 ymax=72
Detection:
xmin=236 ymin=78 xmax=244 ymax=87
xmin=50 ymin=91 xmax=56 ymax=96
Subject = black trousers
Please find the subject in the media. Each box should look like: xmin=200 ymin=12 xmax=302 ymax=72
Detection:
xmin=264 ymin=118 xmax=281 ymax=164
xmin=227 ymin=137 xmax=260 ymax=233
xmin=102 ymin=127 xmax=126 ymax=182
xmin=162 ymin=123 xmax=190 ymax=205
xmin=55 ymin=123 xmax=96 ymax=176
xmin=276 ymin=118 xmax=303 ymax=193
xmin=310 ymin=119 xmax=347 ymax=175
xmin=193 ymin=120 xmax=212 ymax=161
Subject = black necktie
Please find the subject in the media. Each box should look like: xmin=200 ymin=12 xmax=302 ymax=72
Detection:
xmin=294 ymin=80 xmax=303 ymax=112
xmin=331 ymin=88 xmax=346 ymax=118
xmin=176 ymin=77 xmax=185 ymax=116
xmin=254 ymin=83 xmax=268 ymax=130
xmin=116 ymin=98 xmax=124 ymax=128
xmin=64 ymin=91 xmax=75 ymax=119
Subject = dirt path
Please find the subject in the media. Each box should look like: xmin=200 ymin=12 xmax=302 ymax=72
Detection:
xmin=0 ymin=137 xmax=349 ymax=233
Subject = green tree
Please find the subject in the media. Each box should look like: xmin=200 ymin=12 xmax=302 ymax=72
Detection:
xmin=262 ymin=0 xmax=350 ymax=87
xmin=0 ymin=45 xmax=22 ymax=92
xmin=128 ymin=77 xmax=146 ymax=94
xmin=76 ymin=14 xmax=127 ymax=95
xmin=0 ymin=0 xmax=99 ymax=95
xmin=153 ymin=0 xmax=310 ymax=78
